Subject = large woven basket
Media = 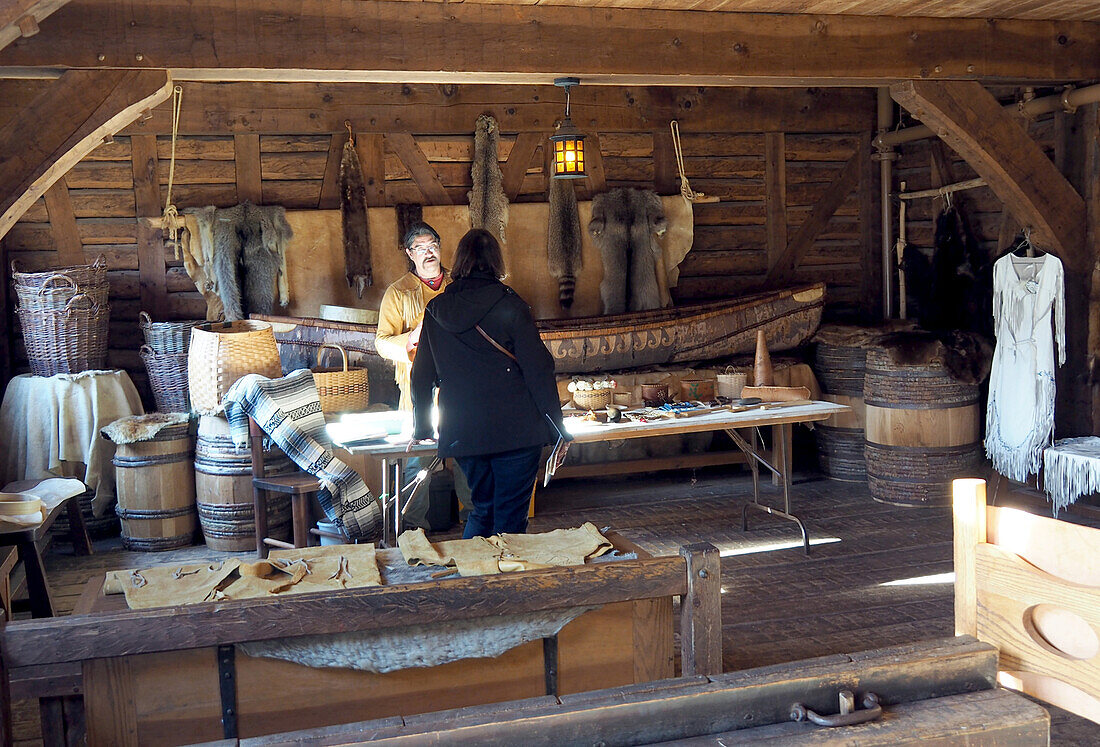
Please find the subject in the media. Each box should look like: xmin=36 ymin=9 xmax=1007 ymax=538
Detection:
xmin=573 ymin=388 xmax=611 ymax=410
xmin=13 ymin=255 xmax=108 ymax=309
xmin=141 ymin=345 xmax=192 ymax=413
xmin=140 ymin=311 xmax=203 ymax=356
xmin=312 ymin=344 xmax=369 ymax=415
xmin=17 ymin=293 xmax=109 ymax=376
xmin=187 ymin=320 xmax=282 ymax=413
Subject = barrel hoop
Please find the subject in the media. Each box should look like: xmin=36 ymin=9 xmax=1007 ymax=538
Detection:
xmin=114 ymin=450 xmax=193 ymax=468
xmin=121 ymin=533 xmax=195 ymax=551
xmin=863 ymin=397 xmax=978 ymax=410
xmin=864 ymin=442 xmax=980 ymax=456
xmin=817 ymin=424 xmax=864 ymax=436
xmin=116 ymin=504 xmax=196 ymax=520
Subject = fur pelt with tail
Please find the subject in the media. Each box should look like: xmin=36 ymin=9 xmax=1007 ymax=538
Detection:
xmin=241 ymin=203 xmax=292 ymax=316
xmin=547 ymin=179 xmax=583 ymax=308
xmin=340 ymin=136 xmax=372 ymax=296
xmin=588 ymin=188 xmax=667 ymax=314
xmin=211 ymin=203 xmax=246 ymax=320
xmin=468 ymin=114 xmax=508 ymax=245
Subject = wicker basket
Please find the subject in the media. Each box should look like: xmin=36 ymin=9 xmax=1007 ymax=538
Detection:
xmin=187 ymin=320 xmax=282 ymax=413
xmin=573 ymin=388 xmax=612 ymax=411
xmin=141 ymin=345 xmax=192 ymax=413
xmin=716 ymin=368 xmax=747 ymax=399
xmin=312 ymin=344 xmax=369 ymax=415
xmin=140 ymin=311 xmax=203 ymax=355
xmin=17 ymin=293 xmax=109 ymax=376
xmin=13 ymin=255 xmax=108 ymax=308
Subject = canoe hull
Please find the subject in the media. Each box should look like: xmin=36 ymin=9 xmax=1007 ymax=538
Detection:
xmin=255 ymin=283 xmax=825 ymax=402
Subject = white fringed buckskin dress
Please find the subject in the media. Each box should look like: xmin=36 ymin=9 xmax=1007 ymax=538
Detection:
xmin=985 ymin=253 xmax=1065 ymax=481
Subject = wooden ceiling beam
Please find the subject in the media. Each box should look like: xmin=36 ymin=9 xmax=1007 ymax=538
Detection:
xmin=2 ymin=0 xmax=1100 ymax=83
xmin=892 ymin=80 xmax=1088 ymax=271
xmin=0 ymin=68 xmax=172 ymax=242
xmin=0 ymin=0 xmax=69 ymax=52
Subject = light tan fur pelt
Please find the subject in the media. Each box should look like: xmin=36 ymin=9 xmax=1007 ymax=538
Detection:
xmin=547 ymin=179 xmax=583 ymax=309
xmin=341 ymin=136 xmax=372 ymax=296
xmin=468 ymin=114 xmax=509 ymax=246
xmin=588 ymin=188 xmax=668 ymax=315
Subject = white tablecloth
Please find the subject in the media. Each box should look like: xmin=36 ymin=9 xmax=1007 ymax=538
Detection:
xmin=0 ymin=371 xmax=144 ymax=516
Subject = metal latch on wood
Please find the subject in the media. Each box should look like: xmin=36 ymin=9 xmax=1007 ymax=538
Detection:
xmin=790 ymin=690 xmax=881 ymax=727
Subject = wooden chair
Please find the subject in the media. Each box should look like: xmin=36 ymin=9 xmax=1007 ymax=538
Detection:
xmin=248 ymin=417 xmax=321 ymax=559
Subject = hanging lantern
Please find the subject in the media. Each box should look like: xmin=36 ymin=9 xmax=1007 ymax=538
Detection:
xmin=551 ymin=77 xmax=587 ymax=179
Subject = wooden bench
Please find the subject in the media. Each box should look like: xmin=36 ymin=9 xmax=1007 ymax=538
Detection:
xmin=0 ymin=541 xmax=721 ymax=746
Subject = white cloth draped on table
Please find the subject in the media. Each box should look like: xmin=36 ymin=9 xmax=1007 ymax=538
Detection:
xmin=985 ymin=253 xmax=1065 ymax=482
xmin=1043 ymin=437 xmax=1100 ymax=515
xmin=0 ymin=370 xmax=144 ymax=516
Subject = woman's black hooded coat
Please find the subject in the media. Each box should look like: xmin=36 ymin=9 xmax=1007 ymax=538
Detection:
xmin=409 ymin=271 xmax=566 ymax=459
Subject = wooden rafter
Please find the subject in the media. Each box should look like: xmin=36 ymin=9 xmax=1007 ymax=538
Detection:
xmin=384 ymin=133 xmax=452 ymax=206
xmin=764 ymin=150 xmax=862 ymax=288
xmin=0 ymin=69 xmax=172 ymax=242
xmin=3 ymin=0 xmax=1100 ymax=83
xmin=892 ymin=80 xmax=1087 ymax=271
xmin=0 ymin=0 xmax=69 ymax=51
xmin=500 ymin=132 xmax=542 ymax=201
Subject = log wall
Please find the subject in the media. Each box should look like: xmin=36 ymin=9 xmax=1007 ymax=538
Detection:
xmin=2 ymin=82 xmax=879 ymax=398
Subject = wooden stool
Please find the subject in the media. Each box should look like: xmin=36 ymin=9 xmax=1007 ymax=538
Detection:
xmin=249 ymin=418 xmax=320 ymax=559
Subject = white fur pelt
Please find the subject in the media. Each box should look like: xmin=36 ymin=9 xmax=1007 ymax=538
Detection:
xmin=209 ymin=202 xmax=293 ymax=320
xmin=468 ymin=114 xmax=508 ymax=246
xmin=588 ymin=188 xmax=668 ymax=314
xmin=547 ymin=178 xmax=583 ymax=308
xmin=340 ymin=136 xmax=372 ymax=296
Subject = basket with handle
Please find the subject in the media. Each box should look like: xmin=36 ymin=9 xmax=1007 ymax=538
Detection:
xmin=312 ymin=343 xmax=369 ymax=415
xmin=572 ymin=388 xmax=612 ymax=411
xmin=716 ymin=366 xmax=748 ymax=399
xmin=187 ymin=320 xmax=282 ymax=413
xmin=13 ymin=254 xmax=108 ymax=308
xmin=17 ymin=293 xmax=110 ymax=376
xmin=141 ymin=345 xmax=192 ymax=413
xmin=17 ymin=274 xmax=81 ymax=312
xmin=140 ymin=311 xmax=203 ymax=356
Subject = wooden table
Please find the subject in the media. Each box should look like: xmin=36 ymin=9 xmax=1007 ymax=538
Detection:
xmin=0 ymin=497 xmax=92 ymax=618
xmin=353 ymin=401 xmax=848 ymax=553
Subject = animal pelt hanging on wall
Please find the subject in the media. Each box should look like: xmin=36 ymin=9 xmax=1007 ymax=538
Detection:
xmin=207 ymin=202 xmax=293 ymax=321
xmin=468 ymin=114 xmax=508 ymax=245
xmin=588 ymin=188 xmax=667 ymax=315
xmin=547 ymin=179 xmax=583 ymax=309
xmin=340 ymin=134 xmax=372 ymax=296
xmin=395 ymin=203 xmax=423 ymax=270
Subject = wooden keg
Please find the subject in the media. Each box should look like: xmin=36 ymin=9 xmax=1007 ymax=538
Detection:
xmin=813 ymin=329 xmax=871 ymax=482
xmin=863 ymin=349 xmax=983 ymax=507
xmin=194 ymin=414 xmax=293 ymax=551
xmin=113 ymin=422 xmax=197 ymax=551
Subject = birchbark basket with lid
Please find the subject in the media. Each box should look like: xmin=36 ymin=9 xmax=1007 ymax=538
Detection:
xmin=312 ymin=343 xmax=370 ymax=415
xmin=187 ymin=320 xmax=282 ymax=413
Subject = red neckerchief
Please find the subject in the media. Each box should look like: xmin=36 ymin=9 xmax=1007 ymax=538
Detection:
xmin=420 ymin=274 xmax=444 ymax=291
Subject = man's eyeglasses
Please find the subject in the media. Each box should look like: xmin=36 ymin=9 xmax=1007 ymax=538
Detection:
xmin=408 ymin=242 xmax=440 ymax=255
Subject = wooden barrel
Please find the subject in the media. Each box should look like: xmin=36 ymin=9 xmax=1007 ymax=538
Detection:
xmin=863 ymin=349 xmax=984 ymax=506
xmin=113 ymin=422 xmax=197 ymax=551
xmin=194 ymin=414 xmax=293 ymax=551
xmin=813 ymin=333 xmax=870 ymax=482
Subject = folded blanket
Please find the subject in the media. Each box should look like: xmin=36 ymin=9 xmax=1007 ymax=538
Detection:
xmin=223 ymin=369 xmax=381 ymax=541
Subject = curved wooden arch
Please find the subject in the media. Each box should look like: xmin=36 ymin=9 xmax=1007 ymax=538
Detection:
xmin=0 ymin=0 xmax=69 ymax=49
xmin=0 ymin=68 xmax=172 ymax=242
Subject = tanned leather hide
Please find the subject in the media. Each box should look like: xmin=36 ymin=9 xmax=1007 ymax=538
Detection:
xmin=588 ymin=188 xmax=667 ymax=314
xmin=341 ymin=135 xmax=373 ymax=296
xmin=547 ymin=179 xmax=582 ymax=308
xmin=468 ymin=114 xmax=508 ymax=246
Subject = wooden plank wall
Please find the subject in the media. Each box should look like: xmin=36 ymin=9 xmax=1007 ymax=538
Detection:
xmin=0 ymin=83 xmax=881 ymax=398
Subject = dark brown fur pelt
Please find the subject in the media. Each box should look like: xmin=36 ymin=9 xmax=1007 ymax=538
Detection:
xmin=340 ymin=136 xmax=372 ymax=296
xmin=547 ymin=178 xmax=582 ymax=308
xmin=211 ymin=203 xmax=246 ymax=320
xmin=468 ymin=114 xmax=508 ymax=245
xmin=877 ymin=329 xmax=993 ymax=385
xmin=588 ymin=188 xmax=667 ymax=314
xmin=241 ymin=203 xmax=292 ymax=316
xmin=395 ymin=203 xmax=423 ymax=272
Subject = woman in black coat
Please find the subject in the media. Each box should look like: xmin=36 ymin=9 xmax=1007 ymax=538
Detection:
xmin=409 ymin=229 xmax=570 ymax=538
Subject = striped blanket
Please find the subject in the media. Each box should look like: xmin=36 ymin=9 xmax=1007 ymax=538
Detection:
xmin=224 ymin=369 xmax=381 ymax=541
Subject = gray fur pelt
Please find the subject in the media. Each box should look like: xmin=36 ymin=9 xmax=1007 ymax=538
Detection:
xmin=547 ymin=179 xmax=582 ymax=309
xmin=340 ymin=136 xmax=372 ymax=296
xmin=210 ymin=202 xmax=292 ymax=320
xmin=588 ymin=188 xmax=668 ymax=315
xmin=468 ymin=114 xmax=508 ymax=245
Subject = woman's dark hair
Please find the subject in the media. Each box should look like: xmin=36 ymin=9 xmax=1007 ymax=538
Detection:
xmin=451 ymin=229 xmax=506 ymax=279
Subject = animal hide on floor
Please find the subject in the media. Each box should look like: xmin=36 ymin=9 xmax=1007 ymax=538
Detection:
xmin=194 ymin=202 xmax=292 ymax=321
xmin=341 ymin=136 xmax=372 ymax=296
xmin=547 ymin=179 xmax=582 ymax=308
xmin=876 ymin=329 xmax=993 ymax=385
xmin=468 ymin=114 xmax=508 ymax=245
xmin=588 ymin=188 xmax=667 ymax=314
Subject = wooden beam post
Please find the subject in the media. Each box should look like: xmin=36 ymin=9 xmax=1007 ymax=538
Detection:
xmin=891 ymin=80 xmax=1087 ymax=271
xmin=317 ymin=133 xmax=346 ymax=210
xmin=764 ymin=132 xmax=787 ymax=276
xmin=859 ymin=133 xmax=883 ymax=320
xmin=234 ymin=133 xmax=262 ymax=204
xmin=652 ymin=129 xmax=677 ymax=196
xmin=42 ymin=178 xmax=82 ymax=265
xmin=583 ymin=131 xmax=607 ymax=199
xmin=0 ymin=69 xmax=172 ymax=243
xmin=500 ymin=131 xmax=542 ymax=202
xmin=952 ymin=479 xmax=986 ymax=638
xmin=384 ymin=133 xmax=450 ymax=206
xmin=131 ymin=133 xmax=165 ymax=317
xmin=355 ymin=134 xmax=387 ymax=208
xmin=679 ymin=542 xmax=722 ymax=677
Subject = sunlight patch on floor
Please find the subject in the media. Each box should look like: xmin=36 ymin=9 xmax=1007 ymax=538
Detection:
xmin=717 ymin=536 xmax=841 ymax=558
xmin=879 ymin=571 xmax=955 ymax=587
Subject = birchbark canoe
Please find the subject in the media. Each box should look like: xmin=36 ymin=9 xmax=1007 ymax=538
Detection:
xmin=255 ymin=282 xmax=824 ymax=404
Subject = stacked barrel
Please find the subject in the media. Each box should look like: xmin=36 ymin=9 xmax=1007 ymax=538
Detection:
xmin=813 ymin=326 xmax=871 ymax=482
